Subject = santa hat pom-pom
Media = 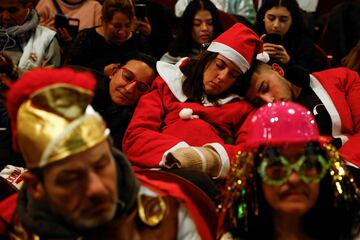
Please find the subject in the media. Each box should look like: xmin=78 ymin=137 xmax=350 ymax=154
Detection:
xmin=179 ymin=108 xmax=199 ymax=120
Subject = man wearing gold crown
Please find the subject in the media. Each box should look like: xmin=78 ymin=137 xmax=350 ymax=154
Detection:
xmin=1 ymin=67 xmax=215 ymax=239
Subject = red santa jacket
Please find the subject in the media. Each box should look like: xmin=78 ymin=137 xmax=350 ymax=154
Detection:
xmin=311 ymin=67 xmax=360 ymax=166
xmin=122 ymin=61 xmax=253 ymax=178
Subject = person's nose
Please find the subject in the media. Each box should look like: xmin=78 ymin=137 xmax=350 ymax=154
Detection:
xmin=123 ymin=81 xmax=137 ymax=92
xmin=115 ymin=25 xmax=128 ymax=34
xmin=260 ymin=94 xmax=275 ymax=103
xmin=200 ymin=22 xmax=209 ymax=31
xmin=287 ymin=171 xmax=302 ymax=185
xmin=85 ymin=171 xmax=108 ymax=198
xmin=0 ymin=11 xmax=11 ymax=21
xmin=272 ymin=19 xmax=280 ymax=30
xmin=217 ymin=69 xmax=228 ymax=82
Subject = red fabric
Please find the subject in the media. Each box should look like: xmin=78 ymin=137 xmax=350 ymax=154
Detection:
xmin=0 ymin=193 xmax=18 ymax=223
xmin=218 ymin=10 xmax=238 ymax=31
xmin=135 ymin=171 xmax=216 ymax=239
xmin=122 ymin=76 xmax=253 ymax=168
xmin=209 ymin=23 xmax=264 ymax=67
xmin=312 ymin=68 xmax=360 ymax=166
xmin=6 ymin=68 xmax=97 ymax=151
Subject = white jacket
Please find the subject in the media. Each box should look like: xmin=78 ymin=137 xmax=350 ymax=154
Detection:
xmin=18 ymin=25 xmax=60 ymax=70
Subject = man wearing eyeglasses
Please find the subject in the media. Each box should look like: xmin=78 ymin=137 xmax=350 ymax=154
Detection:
xmin=92 ymin=53 xmax=156 ymax=150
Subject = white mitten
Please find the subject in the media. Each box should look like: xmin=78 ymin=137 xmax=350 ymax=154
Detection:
xmin=165 ymin=146 xmax=220 ymax=177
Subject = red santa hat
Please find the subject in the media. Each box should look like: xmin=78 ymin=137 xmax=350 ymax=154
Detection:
xmin=207 ymin=23 xmax=269 ymax=73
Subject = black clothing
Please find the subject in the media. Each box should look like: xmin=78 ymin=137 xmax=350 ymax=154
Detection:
xmin=298 ymin=86 xmax=342 ymax=148
xmin=281 ymin=33 xmax=325 ymax=73
xmin=65 ymin=28 xmax=152 ymax=73
xmin=285 ymin=65 xmax=342 ymax=147
xmin=320 ymin=2 xmax=360 ymax=65
xmin=92 ymin=77 xmax=136 ymax=150
xmin=136 ymin=0 xmax=176 ymax=59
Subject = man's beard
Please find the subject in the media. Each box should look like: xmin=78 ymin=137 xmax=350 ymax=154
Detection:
xmin=64 ymin=202 xmax=118 ymax=229
xmin=48 ymin=193 xmax=118 ymax=230
xmin=0 ymin=19 xmax=17 ymax=29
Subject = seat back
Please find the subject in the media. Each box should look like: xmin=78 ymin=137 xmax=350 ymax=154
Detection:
xmin=135 ymin=169 xmax=218 ymax=238
xmin=314 ymin=43 xmax=332 ymax=69
xmin=219 ymin=10 xmax=238 ymax=30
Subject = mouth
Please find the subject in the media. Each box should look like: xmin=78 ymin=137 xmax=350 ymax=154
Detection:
xmin=115 ymin=89 xmax=130 ymax=99
xmin=110 ymin=35 xmax=127 ymax=43
xmin=208 ymin=81 xmax=221 ymax=90
xmin=270 ymin=31 xmax=282 ymax=35
xmin=280 ymin=189 xmax=308 ymax=199
xmin=117 ymin=35 xmax=126 ymax=40
xmin=84 ymin=201 xmax=115 ymax=216
xmin=199 ymin=34 xmax=210 ymax=42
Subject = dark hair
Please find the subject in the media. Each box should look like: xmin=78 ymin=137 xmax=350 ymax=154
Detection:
xmin=253 ymin=0 xmax=307 ymax=39
xmin=238 ymin=59 xmax=266 ymax=98
xmin=230 ymin=143 xmax=359 ymax=239
xmin=29 ymin=167 xmax=44 ymax=182
xmin=121 ymin=52 xmax=157 ymax=75
xmin=102 ymin=0 xmax=135 ymax=23
xmin=341 ymin=40 xmax=360 ymax=73
xmin=19 ymin=0 xmax=30 ymax=5
xmin=238 ymin=59 xmax=311 ymax=101
xmin=168 ymin=0 xmax=223 ymax=57
xmin=181 ymin=51 xmax=243 ymax=105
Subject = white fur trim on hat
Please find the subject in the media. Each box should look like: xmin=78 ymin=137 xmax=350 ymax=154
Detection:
xmin=207 ymin=42 xmax=250 ymax=73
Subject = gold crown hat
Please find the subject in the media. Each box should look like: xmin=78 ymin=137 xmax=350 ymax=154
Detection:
xmin=6 ymin=68 xmax=109 ymax=169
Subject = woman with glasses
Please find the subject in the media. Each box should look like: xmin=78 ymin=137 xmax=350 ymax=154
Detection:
xmin=122 ymin=23 xmax=267 ymax=180
xmin=218 ymin=102 xmax=360 ymax=240
xmin=65 ymin=0 xmax=152 ymax=74
xmin=92 ymin=53 xmax=156 ymax=149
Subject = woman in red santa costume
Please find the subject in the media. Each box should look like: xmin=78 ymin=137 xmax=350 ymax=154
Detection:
xmin=122 ymin=23 xmax=269 ymax=179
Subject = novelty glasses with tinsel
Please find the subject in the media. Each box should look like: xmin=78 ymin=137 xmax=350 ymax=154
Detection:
xmin=257 ymin=146 xmax=330 ymax=186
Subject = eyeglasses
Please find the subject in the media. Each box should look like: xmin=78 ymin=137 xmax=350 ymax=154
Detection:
xmin=257 ymin=147 xmax=329 ymax=186
xmin=117 ymin=67 xmax=150 ymax=93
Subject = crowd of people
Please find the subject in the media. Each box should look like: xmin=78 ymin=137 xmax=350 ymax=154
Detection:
xmin=0 ymin=0 xmax=359 ymax=239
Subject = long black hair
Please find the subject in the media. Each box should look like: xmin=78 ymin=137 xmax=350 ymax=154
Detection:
xmin=253 ymin=0 xmax=308 ymax=40
xmin=168 ymin=0 xmax=223 ymax=57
